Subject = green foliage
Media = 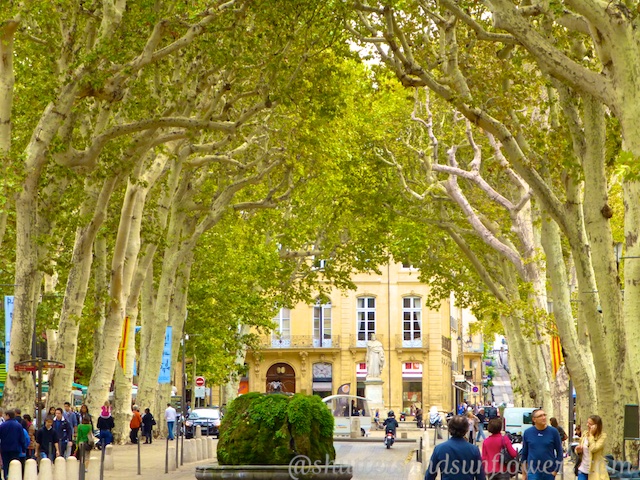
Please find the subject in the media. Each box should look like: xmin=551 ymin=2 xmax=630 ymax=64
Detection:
xmin=217 ymin=392 xmax=335 ymax=465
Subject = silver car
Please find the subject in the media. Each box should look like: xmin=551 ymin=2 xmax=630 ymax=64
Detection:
xmin=184 ymin=408 xmax=222 ymax=438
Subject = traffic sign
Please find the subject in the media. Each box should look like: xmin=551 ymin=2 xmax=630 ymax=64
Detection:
xmin=472 ymin=386 xmax=479 ymax=393
xmin=195 ymin=376 xmax=205 ymax=387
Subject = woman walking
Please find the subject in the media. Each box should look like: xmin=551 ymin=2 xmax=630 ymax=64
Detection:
xmin=77 ymin=416 xmax=93 ymax=473
xmin=141 ymin=408 xmax=156 ymax=444
xmin=482 ymin=418 xmax=519 ymax=480
xmin=576 ymin=415 xmax=609 ymax=480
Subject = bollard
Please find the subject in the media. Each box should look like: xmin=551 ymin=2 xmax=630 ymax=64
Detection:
xmin=165 ymin=436 xmax=170 ymax=474
xmin=103 ymin=445 xmax=114 ymax=470
xmin=195 ymin=438 xmax=203 ymax=461
xmin=137 ymin=430 xmax=141 ymax=475
xmin=183 ymin=439 xmax=196 ymax=463
xmin=99 ymin=443 xmax=106 ymax=480
xmin=54 ymin=456 xmax=66 ymax=480
xmin=207 ymin=437 xmax=214 ymax=459
xmin=38 ymin=458 xmax=53 ymax=480
xmin=168 ymin=447 xmax=177 ymax=471
xmin=8 ymin=459 xmax=22 ymax=480
xmin=179 ymin=419 xmax=184 ymax=466
xmin=25 ymin=459 xmax=37 ymax=480
xmin=195 ymin=425 xmax=201 ymax=439
xmin=65 ymin=456 xmax=78 ymax=480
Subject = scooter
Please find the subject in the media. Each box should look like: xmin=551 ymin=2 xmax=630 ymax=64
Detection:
xmin=384 ymin=429 xmax=395 ymax=449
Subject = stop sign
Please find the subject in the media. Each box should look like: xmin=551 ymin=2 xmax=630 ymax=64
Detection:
xmin=195 ymin=376 xmax=205 ymax=387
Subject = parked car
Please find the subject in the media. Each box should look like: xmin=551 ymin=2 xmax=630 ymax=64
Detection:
xmin=184 ymin=408 xmax=222 ymax=438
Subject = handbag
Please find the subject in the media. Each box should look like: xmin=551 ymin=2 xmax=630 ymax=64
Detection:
xmin=500 ymin=435 xmax=518 ymax=473
xmin=86 ymin=430 xmax=95 ymax=448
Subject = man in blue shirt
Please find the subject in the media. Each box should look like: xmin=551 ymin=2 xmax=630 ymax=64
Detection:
xmin=0 ymin=410 xmax=28 ymax=479
xmin=520 ymin=409 xmax=563 ymax=480
xmin=425 ymin=415 xmax=485 ymax=480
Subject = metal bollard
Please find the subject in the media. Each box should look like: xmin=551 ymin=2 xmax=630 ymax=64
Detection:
xmin=100 ymin=441 xmax=106 ymax=480
xmin=165 ymin=435 xmax=169 ymax=474
xmin=137 ymin=430 xmax=141 ymax=475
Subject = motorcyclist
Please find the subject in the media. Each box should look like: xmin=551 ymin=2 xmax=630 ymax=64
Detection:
xmin=429 ymin=406 xmax=442 ymax=427
xmin=383 ymin=411 xmax=399 ymax=437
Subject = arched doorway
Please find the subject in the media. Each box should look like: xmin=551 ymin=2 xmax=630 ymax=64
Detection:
xmin=266 ymin=363 xmax=296 ymax=393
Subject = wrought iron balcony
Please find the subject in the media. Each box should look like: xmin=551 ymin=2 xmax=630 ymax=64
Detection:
xmin=442 ymin=336 xmax=452 ymax=352
xmin=395 ymin=335 xmax=429 ymax=350
xmin=347 ymin=334 xmax=385 ymax=348
xmin=260 ymin=335 xmax=341 ymax=349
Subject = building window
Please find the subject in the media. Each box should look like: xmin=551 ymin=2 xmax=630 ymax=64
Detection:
xmin=271 ymin=308 xmax=291 ymax=347
xmin=356 ymin=297 xmax=376 ymax=347
xmin=402 ymin=297 xmax=422 ymax=348
xmin=312 ymin=362 xmax=332 ymax=398
xmin=313 ymin=299 xmax=332 ymax=347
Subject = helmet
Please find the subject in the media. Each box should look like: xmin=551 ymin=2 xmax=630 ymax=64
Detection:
xmin=388 ymin=410 xmax=395 ymax=417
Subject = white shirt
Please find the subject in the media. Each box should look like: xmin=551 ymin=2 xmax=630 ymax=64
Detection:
xmin=165 ymin=406 xmax=177 ymax=421
xmin=578 ymin=437 xmax=591 ymax=473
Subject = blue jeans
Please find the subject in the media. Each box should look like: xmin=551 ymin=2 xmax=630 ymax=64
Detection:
xmin=476 ymin=428 xmax=487 ymax=441
xmin=578 ymin=472 xmax=588 ymax=480
xmin=167 ymin=421 xmax=175 ymax=440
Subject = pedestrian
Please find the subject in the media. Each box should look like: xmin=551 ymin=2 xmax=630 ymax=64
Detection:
xmin=0 ymin=410 xmax=29 ymax=480
xmin=476 ymin=408 xmax=487 ymax=442
xmin=47 ymin=406 xmax=56 ymax=419
xmin=575 ymin=415 xmax=609 ymax=480
xmin=63 ymin=402 xmax=78 ymax=436
xmin=79 ymin=404 xmax=93 ymax=428
xmin=520 ymin=409 xmax=563 ymax=480
xmin=466 ymin=410 xmax=480 ymax=444
xmin=130 ymin=405 xmax=142 ymax=444
xmin=97 ymin=405 xmax=115 ymax=447
xmin=52 ymin=408 xmax=72 ymax=458
xmin=77 ymin=415 xmax=93 ymax=473
xmin=165 ymin=403 xmax=177 ymax=440
xmin=14 ymin=407 xmax=28 ymax=429
xmin=425 ymin=414 xmax=485 ymax=480
xmin=416 ymin=408 xmax=424 ymax=429
xmin=142 ymin=408 xmax=156 ymax=444
xmin=481 ymin=418 xmax=519 ymax=480
xmin=549 ymin=417 xmax=567 ymax=456
xmin=18 ymin=421 xmax=31 ymax=471
xmin=23 ymin=414 xmax=36 ymax=459
xmin=35 ymin=416 xmax=60 ymax=459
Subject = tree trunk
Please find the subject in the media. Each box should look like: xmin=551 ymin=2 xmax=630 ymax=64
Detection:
xmin=48 ymin=177 xmax=118 ymax=408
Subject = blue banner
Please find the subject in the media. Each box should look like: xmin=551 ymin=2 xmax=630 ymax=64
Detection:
xmin=4 ymin=296 xmax=13 ymax=372
xmin=158 ymin=326 xmax=172 ymax=384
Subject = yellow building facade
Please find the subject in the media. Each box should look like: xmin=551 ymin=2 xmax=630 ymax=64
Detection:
xmin=243 ymin=263 xmax=484 ymax=415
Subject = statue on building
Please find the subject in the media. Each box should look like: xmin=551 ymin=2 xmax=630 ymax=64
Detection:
xmin=366 ymin=334 xmax=385 ymax=379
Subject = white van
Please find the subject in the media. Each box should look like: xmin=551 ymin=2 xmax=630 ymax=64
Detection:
xmin=502 ymin=407 xmax=540 ymax=434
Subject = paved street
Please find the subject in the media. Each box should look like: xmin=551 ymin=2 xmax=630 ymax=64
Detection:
xmin=95 ymin=432 xmax=420 ymax=480
xmin=491 ymin=352 xmax=514 ymax=406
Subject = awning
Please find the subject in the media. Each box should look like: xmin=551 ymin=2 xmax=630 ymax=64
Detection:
xmin=72 ymin=383 xmax=88 ymax=393
xmin=312 ymin=382 xmax=332 ymax=392
xmin=452 ymin=383 xmax=469 ymax=393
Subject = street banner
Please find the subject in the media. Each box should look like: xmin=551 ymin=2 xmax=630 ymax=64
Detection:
xmin=551 ymin=335 xmax=563 ymax=377
xmin=337 ymin=383 xmax=350 ymax=394
xmin=4 ymin=296 xmax=13 ymax=372
xmin=117 ymin=316 xmax=130 ymax=370
xmin=158 ymin=326 xmax=172 ymax=384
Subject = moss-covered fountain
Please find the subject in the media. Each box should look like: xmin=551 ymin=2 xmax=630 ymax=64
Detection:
xmin=195 ymin=392 xmax=353 ymax=479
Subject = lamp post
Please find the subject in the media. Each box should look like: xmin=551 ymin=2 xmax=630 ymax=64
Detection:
xmin=180 ymin=332 xmax=188 ymax=466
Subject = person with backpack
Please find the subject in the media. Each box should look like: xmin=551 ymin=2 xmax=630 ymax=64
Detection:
xmin=482 ymin=418 xmax=519 ymax=480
